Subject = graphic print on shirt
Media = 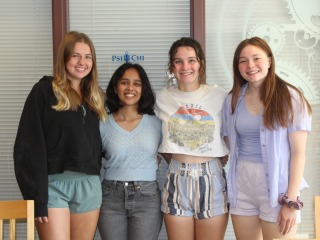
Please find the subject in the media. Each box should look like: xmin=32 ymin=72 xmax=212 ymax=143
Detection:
xmin=168 ymin=105 xmax=215 ymax=153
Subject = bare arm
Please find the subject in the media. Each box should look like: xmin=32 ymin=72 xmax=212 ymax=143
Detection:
xmin=219 ymin=136 xmax=230 ymax=167
xmin=278 ymin=130 xmax=308 ymax=235
xmin=287 ymin=131 xmax=307 ymax=199
xmin=160 ymin=153 xmax=172 ymax=164
xmin=223 ymin=136 xmax=230 ymax=149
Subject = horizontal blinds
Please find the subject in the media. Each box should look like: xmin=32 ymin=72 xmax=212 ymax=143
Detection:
xmin=0 ymin=0 xmax=52 ymax=239
xmin=206 ymin=0 xmax=320 ymax=239
xmin=69 ymin=0 xmax=190 ymax=92
xmin=0 ymin=0 xmax=53 ymax=199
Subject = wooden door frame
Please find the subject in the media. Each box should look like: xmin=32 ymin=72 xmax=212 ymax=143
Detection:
xmin=51 ymin=0 xmax=205 ymax=66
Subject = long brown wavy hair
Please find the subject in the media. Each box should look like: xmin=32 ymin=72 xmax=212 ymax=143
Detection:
xmin=230 ymin=37 xmax=312 ymax=129
xmin=52 ymin=31 xmax=106 ymax=121
xmin=168 ymin=37 xmax=206 ymax=84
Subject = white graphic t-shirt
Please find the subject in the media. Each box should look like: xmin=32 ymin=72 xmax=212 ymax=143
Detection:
xmin=155 ymin=84 xmax=229 ymax=157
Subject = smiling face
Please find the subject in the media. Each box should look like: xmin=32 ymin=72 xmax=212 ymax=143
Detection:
xmin=116 ymin=68 xmax=142 ymax=108
xmin=238 ymin=45 xmax=271 ymax=86
xmin=172 ymin=46 xmax=200 ymax=92
xmin=66 ymin=42 xmax=93 ymax=86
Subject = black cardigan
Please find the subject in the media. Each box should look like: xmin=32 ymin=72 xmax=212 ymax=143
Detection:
xmin=14 ymin=76 xmax=102 ymax=217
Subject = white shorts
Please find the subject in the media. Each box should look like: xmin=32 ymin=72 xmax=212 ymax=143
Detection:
xmin=230 ymin=160 xmax=301 ymax=223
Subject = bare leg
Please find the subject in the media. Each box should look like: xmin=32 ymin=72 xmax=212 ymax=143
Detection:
xmin=261 ymin=220 xmax=297 ymax=240
xmin=36 ymin=208 xmax=70 ymax=240
xmin=70 ymin=208 xmax=100 ymax=240
xmin=231 ymin=214 xmax=263 ymax=240
xmin=195 ymin=213 xmax=228 ymax=240
xmin=164 ymin=214 xmax=194 ymax=240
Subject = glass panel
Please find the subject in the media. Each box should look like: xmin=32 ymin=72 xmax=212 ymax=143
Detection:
xmin=206 ymin=0 xmax=320 ymax=239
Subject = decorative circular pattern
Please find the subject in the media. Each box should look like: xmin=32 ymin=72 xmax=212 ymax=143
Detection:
xmin=247 ymin=22 xmax=285 ymax=54
xmin=276 ymin=60 xmax=319 ymax=104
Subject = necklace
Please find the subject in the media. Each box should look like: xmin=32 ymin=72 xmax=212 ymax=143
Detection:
xmin=252 ymin=104 xmax=257 ymax=111
xmin=246 ymin=87 xmax=260 ymax=112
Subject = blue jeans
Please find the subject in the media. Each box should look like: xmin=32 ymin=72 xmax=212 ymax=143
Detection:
xmin=98 ymin=180 xmax=163 ymax=240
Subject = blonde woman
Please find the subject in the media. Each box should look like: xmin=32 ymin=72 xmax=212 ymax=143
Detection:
xmin=14 ymin=31 xmax=106 ymax=240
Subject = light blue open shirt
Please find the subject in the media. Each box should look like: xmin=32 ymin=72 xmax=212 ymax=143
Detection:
xmin=222 ymin=83 xmax=312 ymax=208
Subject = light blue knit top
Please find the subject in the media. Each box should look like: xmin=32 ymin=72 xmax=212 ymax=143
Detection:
xmin=100 ymin=114 xmax=162 ymax=181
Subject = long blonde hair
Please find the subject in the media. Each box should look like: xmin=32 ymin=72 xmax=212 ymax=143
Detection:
xmin=52 ymin=31 xmax=106 ymax=121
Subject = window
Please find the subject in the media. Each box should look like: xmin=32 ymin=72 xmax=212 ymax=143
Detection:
xmin=0 ymin=0 xmax=52 ymax=238
xmin=69 ymin=0 xmax=190 ymax=92
xmin=206 ymin=0 xmax=320 ymax=238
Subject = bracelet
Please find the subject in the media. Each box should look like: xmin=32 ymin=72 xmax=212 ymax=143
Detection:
xmin=278 ymin=193 xmax=303 ymax=210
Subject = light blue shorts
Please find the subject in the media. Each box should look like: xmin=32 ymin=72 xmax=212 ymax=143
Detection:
xmin=48 ymin=171 xmax=102 ymax=214
xmin=162 ymin=159 xmax=228 ymax=219
xmin=230 ymin=160 xmax=301 ymax=223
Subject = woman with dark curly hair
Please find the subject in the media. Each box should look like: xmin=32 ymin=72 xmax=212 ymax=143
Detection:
xmin=155 ymin=37 xmax=229 ymax=240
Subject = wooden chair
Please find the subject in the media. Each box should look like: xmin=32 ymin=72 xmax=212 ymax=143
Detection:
xmin=0 ymin=200 xmax=34 ymax=240
xmin=315 ymin=196 xmax=320 ymax=239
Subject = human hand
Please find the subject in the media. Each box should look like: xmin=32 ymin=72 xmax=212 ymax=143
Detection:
xmin=277 ymin=205 xmax=297 ymax=235
xmin=220 ymin=155 xmax=229 ymax=167
xmin=35 ymin=216 xmax=48 ymax=224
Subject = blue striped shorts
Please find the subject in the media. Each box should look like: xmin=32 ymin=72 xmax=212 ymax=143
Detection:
xmin=162 ymin=158 xmax=228 ymax=219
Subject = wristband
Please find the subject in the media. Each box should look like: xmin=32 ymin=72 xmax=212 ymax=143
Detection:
xmin=278 ymin=193 xmax=303 ymax=210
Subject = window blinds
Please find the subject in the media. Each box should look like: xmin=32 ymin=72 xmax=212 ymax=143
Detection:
xmin=69 ymin=0 xmax=190 ymax=92
xmin=0 ymin=0 xmax=52 ymax=239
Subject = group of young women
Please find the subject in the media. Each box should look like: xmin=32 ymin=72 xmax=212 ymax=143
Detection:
xmin=14 ymin=31 xmax=312 ymax=240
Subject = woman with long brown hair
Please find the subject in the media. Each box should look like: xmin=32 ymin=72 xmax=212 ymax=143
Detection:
xmin=223 ymin=36 xmax=312 ymax=240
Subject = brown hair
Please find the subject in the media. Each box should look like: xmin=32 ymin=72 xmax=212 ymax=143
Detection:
xmin=230 ymin=37 xmax=312 ymax=129
xmin=168 ymin=37 xmax=206 ymax=84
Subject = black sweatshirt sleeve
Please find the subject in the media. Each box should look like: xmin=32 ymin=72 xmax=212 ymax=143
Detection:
xmin=13 ymin=77 xmax=52 ymax=217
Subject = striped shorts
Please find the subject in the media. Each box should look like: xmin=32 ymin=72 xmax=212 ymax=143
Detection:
xmin=162 ymin=158 xmax=228 ymax=219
